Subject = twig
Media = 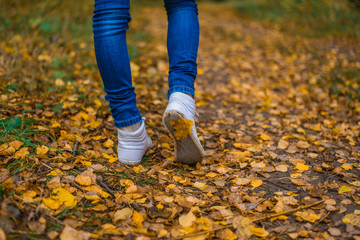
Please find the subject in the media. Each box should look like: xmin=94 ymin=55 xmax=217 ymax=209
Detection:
xmin=40 ymin=162 xmax=53 ymax=170
xmin=252 ymin=200 xmax=325 ymax=222
xmin=174 ymin=226 xmax=228 ymax=240
xmin=255 ymin=172 xmax=292 ymax=191
xmin=311 ymin=210 xmax=330 ymax=229
xmin=35 ymin=187 xmax=44 ymax=215
xmin=70 ymin=141 xmax=80 ymax=163
xmin=175 ymin=200 xmax=325 ymax=239
xmin=97 ymin=179 xmax=116 ymax=198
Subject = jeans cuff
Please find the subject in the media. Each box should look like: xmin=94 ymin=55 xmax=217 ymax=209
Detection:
xmin=114 ymin=115 xmax=142 ymax=128
xmin=168 ymin=86 xmax=195 ymax=99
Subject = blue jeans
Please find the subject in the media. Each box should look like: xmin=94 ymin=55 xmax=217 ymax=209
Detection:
xmin=93 ymin=0 xmax=199 ymax=128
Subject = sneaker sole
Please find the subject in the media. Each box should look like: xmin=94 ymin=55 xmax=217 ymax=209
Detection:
xmin=163 ymin=110 xmax=203 ymax=165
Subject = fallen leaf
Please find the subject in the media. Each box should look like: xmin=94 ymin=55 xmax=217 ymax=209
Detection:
xmin=9 ymin=140 xmax=23 ymax=150
xmin=132 ymin=210 xmax=144 ymax=227
xmin=277 ymin=139 xmax=289 ymax=149
xmin=14 ymin=147 xmax=29 ymax=159
xmin=338 ymin=185 xmax=351 ymax=194
xmin=36 ymin=145 xmax=49 ymax=155
xmin=250 ymin=180 xmax=263 ymax=188
xmin=295 ymin=210 xmax=321 ymax=223
xmin=260 ymin=134 xmax=270 ymax=141
xmin=250 ymin=227 xmax=269 ymax=238
xmin=103 ymin=139 xmax=114 ymax=148
xmin=342 ymin=213 xmax=360 ymax=227
xmin=113 ymin=208 xmax=133 ymax=223
xmin=60 ymin=225 xmax=90 ymax=240
xmin=170 ymin=118 xmax=193 ymax=140
xmin=75 ymin=175 xmax=92 ymax=186
xmin=179 ymin=211 xmax=196 ymax=228
xmin=296 ymin=141 xmax=310 ymax=149
xmin=295 ymin=163 xmax=309 ymax=171
xmin=275 ymin=164 xmax=288 ymax=172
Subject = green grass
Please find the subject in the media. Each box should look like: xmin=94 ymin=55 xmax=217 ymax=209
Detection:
xmin=228 ymin=0 xmax=360 ymax=37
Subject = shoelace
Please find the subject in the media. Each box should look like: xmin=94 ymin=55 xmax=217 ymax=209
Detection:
xmin=169 ymin=94 xmax=199 ymax=123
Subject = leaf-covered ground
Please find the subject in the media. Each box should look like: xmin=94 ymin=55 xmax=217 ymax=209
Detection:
xmin=1 ymin=1 xmax=360 ymax=239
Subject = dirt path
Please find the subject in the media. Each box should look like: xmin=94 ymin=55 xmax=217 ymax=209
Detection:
xmin=0 ymin=1 xmax=359 ymax=239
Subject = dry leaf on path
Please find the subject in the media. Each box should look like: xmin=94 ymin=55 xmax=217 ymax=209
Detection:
xmin=60 ymin=225 xmax=90 ymax=240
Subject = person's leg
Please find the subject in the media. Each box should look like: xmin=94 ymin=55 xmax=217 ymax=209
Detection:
xmin=93 ymin=0 xmax=141 ymax=128
xmin=163 ymin=0 xmax=204 ymax=164
xmin=164 ymin=0 xmax=199 ymax=98
xmin=93 ymin=0 xmax=152 ymax=165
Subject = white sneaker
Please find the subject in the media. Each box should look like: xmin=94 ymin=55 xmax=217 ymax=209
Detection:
xmin=117 ymin=117 xmax=152 ymax=165
xmin=163 ymin=92 xmax=204 ymax=164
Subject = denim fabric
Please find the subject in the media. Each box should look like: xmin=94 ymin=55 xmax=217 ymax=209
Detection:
xmin=93 ymin=0 xmax=199 ymax=128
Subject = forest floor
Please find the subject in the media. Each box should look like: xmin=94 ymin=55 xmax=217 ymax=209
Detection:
xmin=0 ymin=1 xmax=359 ymax=239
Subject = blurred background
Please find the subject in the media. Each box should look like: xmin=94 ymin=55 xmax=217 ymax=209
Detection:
xmin=0 ymin=0 xmax=359 ymax=104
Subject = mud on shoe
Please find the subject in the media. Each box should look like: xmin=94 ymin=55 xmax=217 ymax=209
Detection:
xmin=117 ymin=117 xmax=152 ymax=165
xmin=163 ymin=92 xmax=204 ymax=164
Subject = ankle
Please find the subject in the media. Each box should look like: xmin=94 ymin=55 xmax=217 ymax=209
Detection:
xmin=119 ymin=122 xmax=141 ymax=132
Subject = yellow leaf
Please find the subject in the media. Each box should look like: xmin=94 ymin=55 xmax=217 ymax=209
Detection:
xmin=270 ymin=215 xmax=288 ymax=221
xmin=341 ymin=163 xmax=353 ymax=170
xmin=43 ymin=198 xmax=61 ymax=210
xmin=75 ymin=175 xmax=92 ymax=186
xmin=156 ymin=203 xmax=164 ymax=209
xmin=295 ymin=163 xmax=309 ymax=171
xmin=92 ymin=135 xmax=102 ymax=140
xmin=102 ymin=153 xmax=117 ymax=163
xmin=88 ymin=121 xmax=101 ymax=129
xmin=132 ymin=210 xmax=144 ymax=227
xmin=51 ymin=122 xmax=61 ymax=128
xmin=342 ymin=214 xmax=360 ymax=227
xmin=2 ymin=178 xmax=14 ymax=189
xmin=205 ymin=172 xmax=217 ymax=178
xmin=161 ymin=142 xmax=171 ymax=150
xmin=294 ymin=210 xmax=321 ymax=223
xmin=94 ymin=99 xmax=102 ymax=107
xmin=167 ymin=184 xmax=176 ymax=189
xmin=9 ymin=140 xmax=23 ymax=150
xmin=338 ymin=185 xmax=351 ymax=194
xmin=14 ymin=147 xmax=29 ymax=159
xmin=250 ymin=227 xmax=269 ymax=238
xmin=250 ymin=180 xmax=263 ymax=188
xmin=113 ymin=208 xmax=133 ymax=223
xmin=36 ymin=145 xmax=49 ymax=155
xmin=170 ymin=118 xmax=194 ymax=140
xmin=103 ymin=139 xmax=114 ymax=148
xmin=179 ymin=211 xmax=196 ymax=228
xmin=260 ymin=134 xmax=270 ymax=141
xmin=49 ymin=187 xmax=77 ymax=208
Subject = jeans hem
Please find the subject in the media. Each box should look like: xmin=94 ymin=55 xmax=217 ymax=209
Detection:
xmin=114 ymin=115 xmax=142 ymax=128
xmin=168 ymin=86 xmax=195 ymax=99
